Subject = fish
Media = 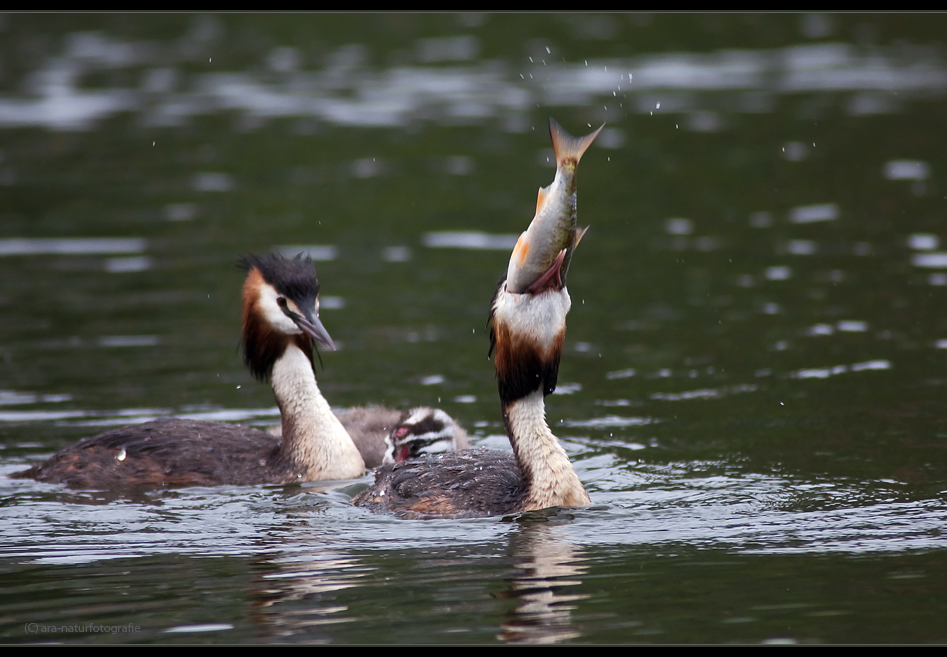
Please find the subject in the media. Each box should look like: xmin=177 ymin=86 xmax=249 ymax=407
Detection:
xmin=504 ymin=117 xmax=603 ymax=294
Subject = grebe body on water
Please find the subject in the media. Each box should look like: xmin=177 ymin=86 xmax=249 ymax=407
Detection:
xmin=354 ymin=118 xmax=599 ymax=518
xmin=12 ymin=254 xmax=457 ymax=490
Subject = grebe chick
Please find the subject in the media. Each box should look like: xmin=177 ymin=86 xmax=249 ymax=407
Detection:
xmin=354 ymin=118 xmax=598 ymax=518
xmin=265 ymin=406 xmax=469 ymax=468
xmin=381 ymin=406 xmax=470 ymax=465
xmin=11 ymin=254 xmax=365 ymax=490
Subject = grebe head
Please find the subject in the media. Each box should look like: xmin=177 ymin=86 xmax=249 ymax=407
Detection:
xmin=239 ymin=254 xmax=335 ymax=381
xmin=489 ymin=248 xmax=570 ymax=404
xmin=382 ymin=407 xmax=466 ymax=464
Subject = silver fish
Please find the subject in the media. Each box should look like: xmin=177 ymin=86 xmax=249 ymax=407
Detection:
xmin=505 ymin=117 xmax=603 ymax=294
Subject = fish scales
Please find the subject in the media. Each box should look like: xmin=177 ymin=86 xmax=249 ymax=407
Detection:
xmin=505 ymin=117 xmax=603 ymax=294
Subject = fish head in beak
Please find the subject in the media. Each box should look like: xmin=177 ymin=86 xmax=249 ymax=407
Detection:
xmin=524 ymin=248 xmax=567 ymax=295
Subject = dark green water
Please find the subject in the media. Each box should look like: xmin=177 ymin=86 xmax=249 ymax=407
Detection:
xmin=2 ymin=13 xmax=947 ymax=644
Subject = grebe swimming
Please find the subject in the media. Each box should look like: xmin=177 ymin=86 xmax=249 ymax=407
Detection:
xmin=12 ymin=254 xmax=463 ymax=489
xmin=353 ymin=118 xmax=599 ymax=518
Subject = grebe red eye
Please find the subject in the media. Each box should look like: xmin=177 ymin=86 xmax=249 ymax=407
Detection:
xmin=277 ymin=297 xmax=288 ymax=308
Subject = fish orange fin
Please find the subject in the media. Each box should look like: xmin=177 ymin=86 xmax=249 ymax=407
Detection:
xmin=511 ymin=232 xmax=529 ymax=267
xmin=549 ymin=118 xmax=605 ymax=166
xmin=535 ymin=186 xmax=549 ymax=214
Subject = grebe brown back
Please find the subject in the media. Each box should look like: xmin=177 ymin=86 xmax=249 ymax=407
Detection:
xmin=12 ymin=254 xmax=366 ymax=489
xmin=353 ymin=118 xmax=598 ymax=518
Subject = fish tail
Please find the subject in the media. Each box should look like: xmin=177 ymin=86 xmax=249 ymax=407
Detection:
xmin=549 ymin=118 xmax=604 ymax=167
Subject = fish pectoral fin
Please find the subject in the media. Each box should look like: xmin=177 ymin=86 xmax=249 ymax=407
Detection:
xmin=511 ymin=231 xmax=530 ymax=267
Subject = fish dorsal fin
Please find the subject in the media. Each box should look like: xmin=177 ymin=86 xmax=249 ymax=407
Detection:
xmin=549 ymin=118 xmax=605 ymax=166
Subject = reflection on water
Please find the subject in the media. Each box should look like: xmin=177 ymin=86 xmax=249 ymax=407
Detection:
xmin=2 ymin=13 xmax=947 ymax=645
xmin=423 ymin=231 xmax=518 ymax=250
xmin=0 ymin=238 xmax=147 ymax=256
xmin=499 ymin=524 xmax=588 ymax=644
xmin=5 ymin=27 xmax=947 ymax=132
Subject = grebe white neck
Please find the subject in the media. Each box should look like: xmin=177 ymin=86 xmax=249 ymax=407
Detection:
xmin=270 ymin=343 xmax=364 ymax=481
xmin=504 ymin=389 xmax=589 ymax=511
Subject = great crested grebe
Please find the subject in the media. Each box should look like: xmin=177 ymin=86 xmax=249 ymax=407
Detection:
xmin=12 ymin=254 xmax=460 ymax=490
xmin=353 ymin=118 xmax=598 ymax=519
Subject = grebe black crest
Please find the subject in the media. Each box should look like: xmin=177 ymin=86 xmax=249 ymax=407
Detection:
xmin=354 ymin=118 xmax=598 ymax=519
xmin=12 ymin=253 xmax=366 ymax=489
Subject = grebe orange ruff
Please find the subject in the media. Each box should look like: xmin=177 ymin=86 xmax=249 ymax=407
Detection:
xmin=12 ymin=255 xmax=463 ymax=489
xmin=353 ymin=118 xmax=599 ymax=519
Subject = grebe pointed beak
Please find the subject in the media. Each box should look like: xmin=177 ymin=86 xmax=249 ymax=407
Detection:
xmin=280 ymin=301 xmax=336 ymax=351
xmin=296 ymin=313 xmax=336 ymax=351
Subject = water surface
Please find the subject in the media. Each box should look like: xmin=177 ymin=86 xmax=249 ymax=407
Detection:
xmin=2 ymin=14 xmax=947 ymax=644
